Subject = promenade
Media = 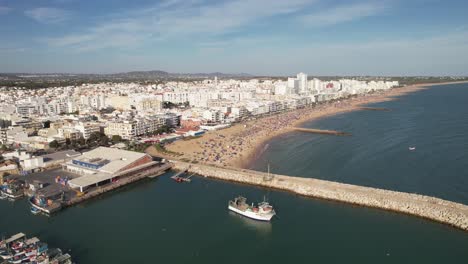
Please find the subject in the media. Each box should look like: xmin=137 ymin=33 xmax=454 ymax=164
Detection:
xmin=172 ymin=161 xmax=468 ymax=231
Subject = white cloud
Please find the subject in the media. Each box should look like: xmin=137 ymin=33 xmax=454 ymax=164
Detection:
xmin=0 ymin=6 xmax=12 ymax=15
xmin=25 ymin=7 xmax=70 ymax=24
xmin=0 ymin=47 xmax=27 ymax=53
xmin=44 ymin=0 xmax=315 ymax=51
xmin=300 ymin=2 xmax=387 ymax=27
xmin=260 ymin=31 xmax=468 ymax=76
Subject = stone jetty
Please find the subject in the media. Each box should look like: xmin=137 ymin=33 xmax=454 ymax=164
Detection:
xmin=292 ymin=127 xmax=352 ymax=136
xmin=358 ymin=107 xmax=391 ymax=111
xmin=173 ymin=161 xmax=468 ymax=231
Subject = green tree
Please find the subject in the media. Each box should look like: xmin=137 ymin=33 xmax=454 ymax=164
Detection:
xmin=49 ymin=140 xmax=59 ymax=149
xmin=43 ymin=120 xmax=51 ymax=128
xmin=111 ymin=135 xmax=123 ymax=143
xmin=100 ymin=136 xmax=109 ymax=146
xmin=87 ymin=132 xmax=101 ymax=143
xmin=77 ymin=137 xmax=86 ymax=146
xmin=163 ymin=101 xmax=176 ymax=109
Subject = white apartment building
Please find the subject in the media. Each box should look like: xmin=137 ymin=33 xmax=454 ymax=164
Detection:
xmin=297 ymin=72 xmax=308 ymax=94
xmin=74 ymin=122 xmax=101 ymax=139
xmin=287 ymin=78 xmax=299 ymax=94
xmin=202 ymin=109 xmax=226 ymax=124
xmin=104 ymin=121 xmax=136 ymax=140
xmin=163 ymin=92 xmax=189 ymax=104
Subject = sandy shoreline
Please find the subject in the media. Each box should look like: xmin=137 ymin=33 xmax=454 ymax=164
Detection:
xmin=161 ymin=81 xmax=468 ymax=169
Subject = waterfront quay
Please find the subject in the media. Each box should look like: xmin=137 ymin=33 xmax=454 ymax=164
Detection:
xmin=173 ymin=161 xmax=468 ymax=231
xmin=3 ymin=147 xmax=172 ymax=214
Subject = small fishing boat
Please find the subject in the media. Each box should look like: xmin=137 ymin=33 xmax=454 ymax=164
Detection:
xmin=0 ymin=251 xmax=13 ymax=260
xmin=0 ymin=186 xmax=24 ymax=200
xmin=409 ymin=147 xmax=416 ymax=151
xmin=9 ymin=255 xmax=23 ymax=264
xmin=30 ymin=206 xmax=41 ymax=215
xmin=36 ymin=254 xmax=49 ymax=264
xmin=11 ymin=242 xmax=24 ymax=251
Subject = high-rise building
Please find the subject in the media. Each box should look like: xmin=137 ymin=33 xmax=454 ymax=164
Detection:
xmin=287 ymin=78 xmax=299 ymax=94
xmin=297 ymin=72 xmax=308 ymax=94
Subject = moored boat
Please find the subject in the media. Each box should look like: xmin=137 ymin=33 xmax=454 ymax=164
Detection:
xmin=1 ymin=233 xmax=72 ymax=264
xmin=0 ymin=180 xmax=25 ymax=200
xmin=29 ymin=196 xmax=62 ymax=215
xmin=0 ymin=188 xmax=24 ymax=200
xmin=228 ymin=196 xmax=276 ymax=221
xmin=0 ymin=251 xmax=13 ymax=260
xmin=31 ymin=206 xmax=41 ymax=215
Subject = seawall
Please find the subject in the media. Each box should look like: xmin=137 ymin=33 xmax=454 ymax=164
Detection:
xmin=172 ymin=161 xmax=468 ymax=231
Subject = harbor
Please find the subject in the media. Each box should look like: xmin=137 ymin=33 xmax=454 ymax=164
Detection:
xmin=2 ymin=167 xmax=467 ymax=264
xmin=0 ymin=232 xmax=72 ymax=264
xmin=1 ymin=147 xmax=173 ymax=214
xmin=173 ymin=161 xmax=468 ymax=231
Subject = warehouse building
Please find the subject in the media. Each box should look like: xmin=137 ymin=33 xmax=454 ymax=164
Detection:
xmin=65 ymin=147 xmax=156 ymax=192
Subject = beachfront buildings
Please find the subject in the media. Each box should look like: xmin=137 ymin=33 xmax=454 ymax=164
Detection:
xmin=0 ymin=74 xmax=399 ymax=145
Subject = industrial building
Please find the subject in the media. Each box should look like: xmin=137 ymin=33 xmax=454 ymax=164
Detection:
xmin=65 ymin=147 xmax=157 ymax=192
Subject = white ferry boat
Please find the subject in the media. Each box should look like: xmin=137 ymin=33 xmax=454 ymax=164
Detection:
xmin=228 ymin=196 xmax=276 ymax=221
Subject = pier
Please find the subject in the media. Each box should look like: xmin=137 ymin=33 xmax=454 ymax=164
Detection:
xmin=292 ymin=127 xmax=352 ymax=136
xmin=172 ymin=161 xmax=468 ymax=231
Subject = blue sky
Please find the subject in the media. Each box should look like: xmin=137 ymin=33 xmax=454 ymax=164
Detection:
xmin=0 ymin=0 xmax=467 ymax=75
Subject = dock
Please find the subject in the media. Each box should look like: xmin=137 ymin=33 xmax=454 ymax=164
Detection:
xmin=170 ymin=167 xmax=192 ymax=182
xmin=292 ymin=127 xmax=352 ymax=136
xmin=65 ymin=162 xmax=172 ymax=207
xmin=172 ymin=161 xmax=468 ymax=231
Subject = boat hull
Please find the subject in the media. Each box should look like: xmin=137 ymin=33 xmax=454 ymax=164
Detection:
xmin=228 ymin=205 xmax=274 ymax=221
xmin=0 ymin=190 xmax=24 ymax=199
xmin=29 ymin=200 xmax=61 ymax=215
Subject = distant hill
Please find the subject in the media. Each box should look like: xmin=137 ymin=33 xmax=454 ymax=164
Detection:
xmin=109 ymin=70 xmax=252 ymax=79
xmin=0 ymin=70 xmax=253 ymax=80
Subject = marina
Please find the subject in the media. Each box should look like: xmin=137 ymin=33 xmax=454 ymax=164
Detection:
xmin=0 ymin=232 xmax=73 ymax=264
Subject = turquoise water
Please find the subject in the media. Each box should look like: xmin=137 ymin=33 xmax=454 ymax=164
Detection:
xmin=251 ymin=83 xmax=468 ymax=204
xmin=1 ymin=83 xmax=468 ymax=263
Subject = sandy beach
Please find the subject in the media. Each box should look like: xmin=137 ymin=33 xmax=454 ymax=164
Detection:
xmin=153 ymin=81 xmax=467 ymax=169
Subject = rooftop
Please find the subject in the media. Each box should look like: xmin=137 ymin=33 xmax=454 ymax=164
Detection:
xmin=71 ymin=147 xmax=148 ymax=174
xmin=42 ymin=150 xmax=81 ymax=163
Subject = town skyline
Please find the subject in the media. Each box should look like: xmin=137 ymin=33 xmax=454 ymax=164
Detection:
xmin=1 ymin=0 xmax=468 ymax=76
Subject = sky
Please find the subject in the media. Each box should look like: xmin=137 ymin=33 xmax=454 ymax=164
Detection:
xmin=0 ymin=0 xmax=467 ymax=76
